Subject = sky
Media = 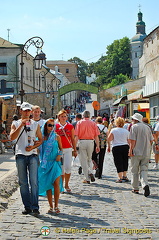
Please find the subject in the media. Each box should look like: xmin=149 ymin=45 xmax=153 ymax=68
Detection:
xmin=1 ymin=0 xmax=159 ymax=64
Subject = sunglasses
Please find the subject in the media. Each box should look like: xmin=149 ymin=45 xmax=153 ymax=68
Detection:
xmin=47 ymin=124 xmax=54 ymax=127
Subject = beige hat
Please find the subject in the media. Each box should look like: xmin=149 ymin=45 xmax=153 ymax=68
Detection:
xmin=131 ymin=113 xmax=143 ymax=122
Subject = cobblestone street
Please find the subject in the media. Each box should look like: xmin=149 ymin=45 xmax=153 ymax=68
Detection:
xmin=0 ymin=151 xmax=159 ymax=240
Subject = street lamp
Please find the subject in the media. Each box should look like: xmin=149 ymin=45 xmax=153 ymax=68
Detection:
xmin=19 ymin=36 xmax=45 ymax=104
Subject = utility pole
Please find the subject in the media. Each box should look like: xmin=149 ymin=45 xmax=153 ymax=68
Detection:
xmin=7 ymin=29 xmax=10 ymax=41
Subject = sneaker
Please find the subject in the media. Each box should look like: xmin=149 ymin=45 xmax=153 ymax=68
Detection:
xmin=22 ymin=208 xmax=32 ymax=215
xmin=78 ymin=166 xmax=82 ymax=174
xmin=89 ymin=173 xmax=95 ymax=182
xmin=32 ymin=209 xmax=40 ymax=216
xmin=153 ymin=164 xmax=158 ymax=169
xmin=143 ymin=185 xmax=150 ymax=197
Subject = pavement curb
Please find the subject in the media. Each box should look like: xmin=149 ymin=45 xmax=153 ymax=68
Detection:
xmin=0 ymin=170 xmax=18 ymax=213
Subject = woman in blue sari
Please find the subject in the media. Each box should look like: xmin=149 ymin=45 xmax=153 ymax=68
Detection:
xmin=38 ymin=118 xmax=63 ymax=214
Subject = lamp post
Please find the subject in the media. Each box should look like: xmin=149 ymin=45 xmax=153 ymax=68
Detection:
xmin=19 ymin=36 xmax=45 ymax=104
xmin=46 ymin=84 xmax=54 ymax=117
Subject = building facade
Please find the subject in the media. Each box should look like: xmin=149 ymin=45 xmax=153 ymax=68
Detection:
xmin=130 ymin=10 xmax=146 ymax=79
xmin=140 ymin=26 xmax=159 ymax=121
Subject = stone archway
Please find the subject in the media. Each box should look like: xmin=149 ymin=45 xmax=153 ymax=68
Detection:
xmin=58 ymin=82 xmax=98 ymax=110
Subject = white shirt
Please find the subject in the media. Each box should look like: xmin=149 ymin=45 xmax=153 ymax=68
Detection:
xmin=13 ymin=119 xmax=39 ymax=156
xmin=154 ymin=122 xmax=159 ymax=132
xmin=33 ymin=118 xmax=46 ymax=128
xmin=110 ymin=127 xmax=129 ymax=147
xmin=97 ymin=124 xmax=108 ymax=134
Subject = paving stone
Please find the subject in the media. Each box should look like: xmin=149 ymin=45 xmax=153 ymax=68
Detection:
xmin=0 ymin=152 xmax=158 ymax=239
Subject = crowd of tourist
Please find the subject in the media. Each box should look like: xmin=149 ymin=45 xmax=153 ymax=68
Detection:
xmin=4 ymin=102 xmax=157 ymax=216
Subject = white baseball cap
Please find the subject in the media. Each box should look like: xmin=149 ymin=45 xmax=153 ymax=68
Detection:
xmin=20 ymin=103 xmax=32 ymax=111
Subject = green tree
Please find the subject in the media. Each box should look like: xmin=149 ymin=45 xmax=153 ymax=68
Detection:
xmin=88 ymin=37 xmax=132 ymax=87
xmin=103 ymin=73 xmax=130 ymax=89
xmin=68 ymin=57 xmax=88 ymax=83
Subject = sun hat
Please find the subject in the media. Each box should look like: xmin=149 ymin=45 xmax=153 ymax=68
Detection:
xmin=20 ymin=103 xmax=32 ymax=111
xmin=131 ymin=113 xmax=143 ymax=122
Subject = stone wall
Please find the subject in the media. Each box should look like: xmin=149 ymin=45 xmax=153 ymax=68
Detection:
xmin=21 ymin=92 xmax=60 ymax=118
xmin=139 ymin=27 xmax=159 ymax=85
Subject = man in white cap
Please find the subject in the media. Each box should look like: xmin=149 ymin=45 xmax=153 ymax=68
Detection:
xmin=128 ymin=113 xmax=153 ymax=197
xmin=10 ymin=102 xmax=43 ymax=215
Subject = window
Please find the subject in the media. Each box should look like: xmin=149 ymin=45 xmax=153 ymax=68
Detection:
xmin=0 ymin=63 xmax=7 ymax=75
xmin=66 ymin=68 xmax=69 ymax=73
xmin=30 ymin=70 xmax=32 ymax=82
xmin=135 ymin=52 xmax=137 ymax=58
xmin=153 ymin=107 xmax=158 ymax=118
xmin=26 ymin=67 xmax=28 ymax=80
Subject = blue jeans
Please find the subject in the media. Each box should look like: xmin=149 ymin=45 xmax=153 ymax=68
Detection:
xmin=16 ymin=154 xmax=39 ymax=210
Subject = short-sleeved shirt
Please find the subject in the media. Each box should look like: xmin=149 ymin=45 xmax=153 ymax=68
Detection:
xmin=129 ymin=122 xmax=153 ymax=156
xmin=75 ymin=118 xmax=100 ymax=139
xmin=110 ymin=127 xmax=129 ymax=147
xmin=33 ymin=118 xmax=46 ymax=128
xmin=154 ymin=122 xmax=159 ymax=132
xmin=55 ymin=122 xmax=74 ymax=148
xmin=13 ymin=119 xmax=39 ymax=156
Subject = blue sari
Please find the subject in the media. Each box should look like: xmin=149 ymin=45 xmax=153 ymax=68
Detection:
xmin=38 ymin=128 xmax=63 ymax=195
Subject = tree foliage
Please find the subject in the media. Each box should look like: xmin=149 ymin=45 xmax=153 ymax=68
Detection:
xmin=68 ymin=37 xmax=132 ymax=89
xmin=89 ymin=37 xmax=132 ymax=88
xmin=68 ymin=57 xmax=88 ymax=83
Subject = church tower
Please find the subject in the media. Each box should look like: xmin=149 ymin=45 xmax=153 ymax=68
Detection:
xmin=131 ymin=9 xmax=146 ymax=79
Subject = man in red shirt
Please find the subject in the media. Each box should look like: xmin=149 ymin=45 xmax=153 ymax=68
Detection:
xmin=75 ymin=111 xmax=100 ymax=184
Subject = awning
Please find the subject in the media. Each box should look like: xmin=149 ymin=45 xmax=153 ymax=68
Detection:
xmin=0 ymin=94 xmax=14 ymax=99
xmin=138 ymin=103 xmax=149 ymax=111
xmin=127 ymin=89 xmax=143 ymax=101
xmin=113 ymin=96 xmax=127 ymax=106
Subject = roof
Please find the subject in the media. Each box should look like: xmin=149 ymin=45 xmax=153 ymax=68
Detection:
xmin=113 ymin=96 xmax=127 ymax=106
xmin=131 ymin=33 xmax=146 ymax=43
xmin=0 ymin=37 xmax=20 ymax=48
xmin=127 ymin=89 xmax=143 ymax=101
xmin=46 ymin=60 xmax=76 ymax=65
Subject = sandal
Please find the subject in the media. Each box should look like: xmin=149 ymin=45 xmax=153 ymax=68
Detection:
xmin=65 ymin=188 xmax=71 ymax=193
xmin=122 ymin=176 xmax=130 ymax=182
xmin=83 ymin=179 xmax=90 ymax=184
xmin=48 ymin=207 xmax=53 ymax=213
xmin=116 ymin=179 xmax=123 ymax=183
xmin=132 ymin=189 xmax=139 ymax=194
xmin=54 ymin=207 xmax=60 ymax=214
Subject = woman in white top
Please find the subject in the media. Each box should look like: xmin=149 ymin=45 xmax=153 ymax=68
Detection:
xmin=108 ymin=117 xmax=129 ymax=183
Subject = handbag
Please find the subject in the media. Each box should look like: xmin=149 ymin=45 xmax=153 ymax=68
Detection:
xmin=12 ymin=127 xmax=25 ymax=155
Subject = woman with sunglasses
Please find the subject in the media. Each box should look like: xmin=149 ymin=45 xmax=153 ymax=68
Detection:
xmin=38 ymin=118 xmax=63 ymax=214
xmin=55 ymin=109 xmax=77 ymax=193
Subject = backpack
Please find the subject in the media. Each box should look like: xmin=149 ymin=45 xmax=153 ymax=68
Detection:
xmin=98 ymin=126 xmax=107 ymax=149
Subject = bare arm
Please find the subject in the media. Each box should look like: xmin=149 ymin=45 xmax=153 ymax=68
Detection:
xmin=10 ymin=120 xmax=26 ymax=141
xmin=71 ymin=128 xmax=77 ymax=157
xmin=128 ymin=139 xmax=136 ymax=157
xmin=56 ymin=135 xmax=63 ymax=162
xmin=94 ymin=135 xmax=100 ymax=153
xmin=107 ymin=132 xmax=114 ymax=142
xmin=106 ymin=132 xmax=111 ymax=152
